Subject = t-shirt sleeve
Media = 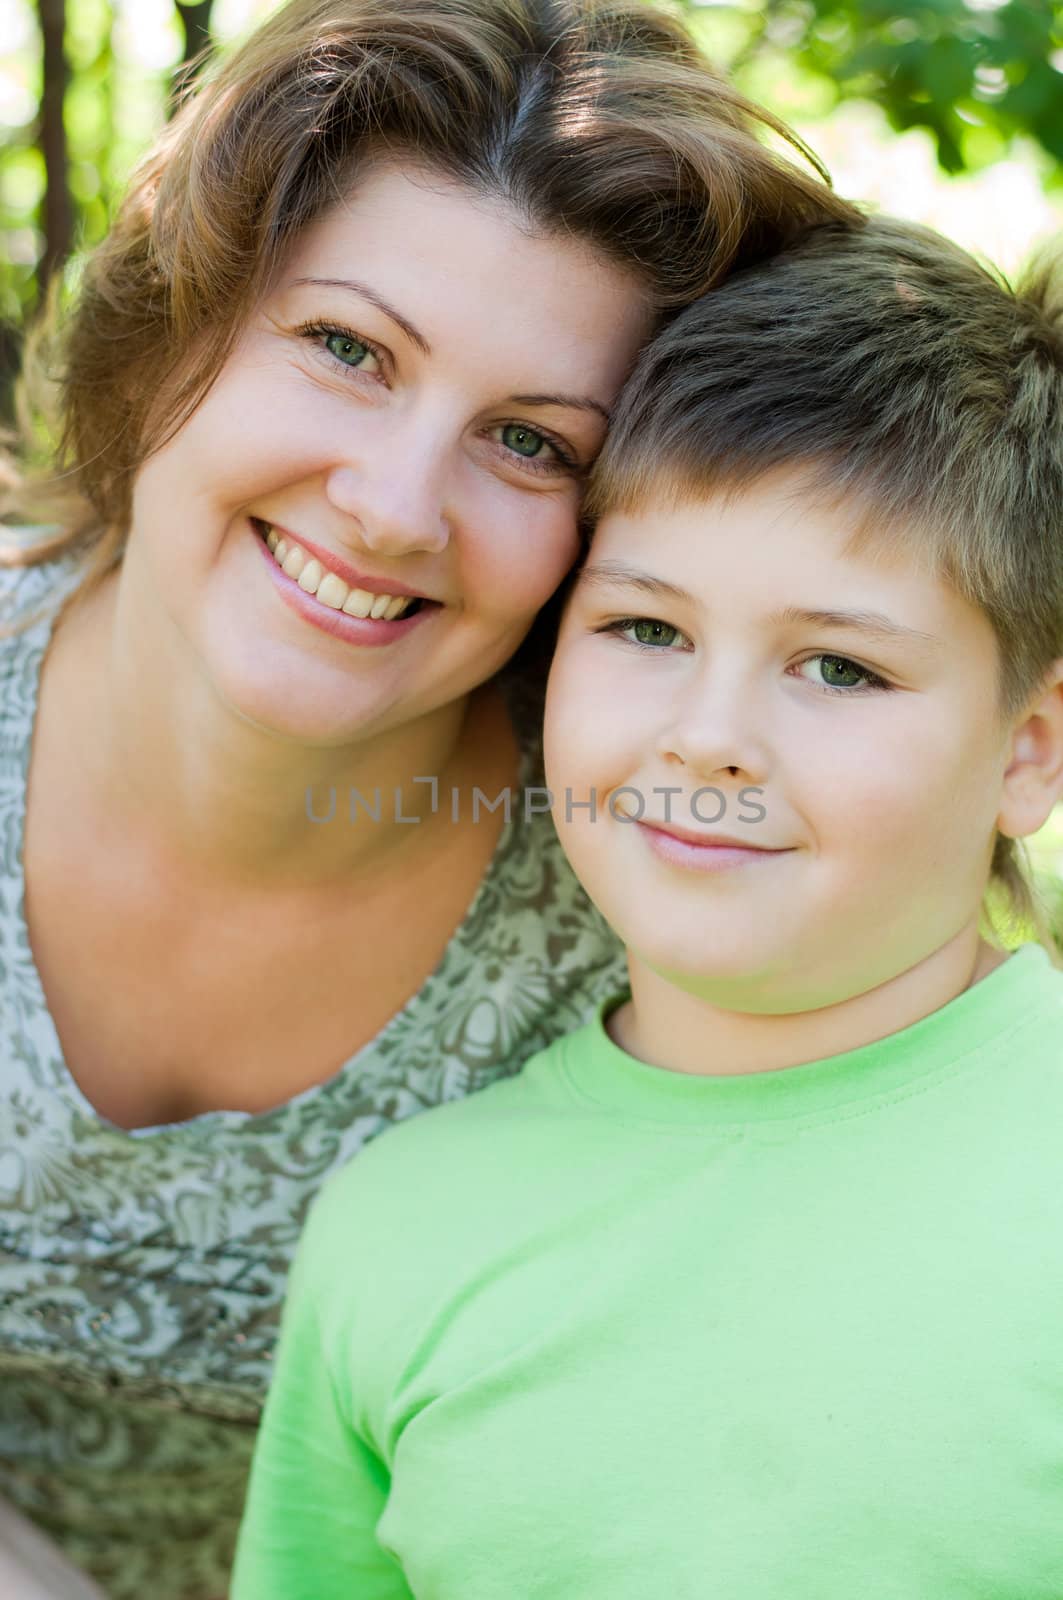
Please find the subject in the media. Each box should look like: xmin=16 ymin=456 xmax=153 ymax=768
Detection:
xmin=229 ymin=1231 xmax=412 ymax=1600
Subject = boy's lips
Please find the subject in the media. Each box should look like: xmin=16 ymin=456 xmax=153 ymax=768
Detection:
xmin=635 ymin=820 xmax=795 ymax=874
xmin=637 ymin=820 xmax=789 ymax=852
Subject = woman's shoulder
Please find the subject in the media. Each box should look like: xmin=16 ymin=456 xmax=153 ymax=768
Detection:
xmin=0 ymin=533 xmax=86 ymax=630
xmin=0 ymin=542 xmax=87 ymax=760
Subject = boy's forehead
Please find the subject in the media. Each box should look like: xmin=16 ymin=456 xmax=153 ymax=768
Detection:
xmin=580 ymin=486 xmax=860 ymax=594
xmin=585 ymin=476 xmax=902 ymax=585
xmin=589 ymin=471 xmax=849 ymax=547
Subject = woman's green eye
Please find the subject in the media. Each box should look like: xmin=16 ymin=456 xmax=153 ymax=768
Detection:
xmin=629 ymin=619 xmax=683 ymax=648
xmin=501 ymin=424 xmax=549 ymax=459
xmin=325 ymin=332 xmax=372 ymax=367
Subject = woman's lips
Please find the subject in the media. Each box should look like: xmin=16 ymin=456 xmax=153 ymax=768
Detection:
xmin=254 ymin=524 xmax=439 ymax=647
xmin=254 ymin=517 xmax=430 ymax=601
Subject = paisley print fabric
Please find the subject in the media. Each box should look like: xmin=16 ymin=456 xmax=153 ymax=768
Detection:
xmin=0 ymin=555 xmax=628 ymax=1598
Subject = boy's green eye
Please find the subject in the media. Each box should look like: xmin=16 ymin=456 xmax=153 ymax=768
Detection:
xmin=818 ymin=655 xmax=868 ymax=689
xmin=627 ymin=619 xmax=684 ymax=648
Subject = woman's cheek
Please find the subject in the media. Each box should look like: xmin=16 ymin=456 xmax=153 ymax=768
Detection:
xmin=476 ymin=488 xmax=582 ymax=611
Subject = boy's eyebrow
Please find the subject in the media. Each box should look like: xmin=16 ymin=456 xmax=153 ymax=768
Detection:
xmin=575 ymin=563 xmax=692 ymax=604
xmin=576 ymin=567 xmax=941 ymax=649
xmin=768 ymin=607 xmax=941 ymax=649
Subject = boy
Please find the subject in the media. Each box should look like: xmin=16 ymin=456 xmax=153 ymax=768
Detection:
xmin=231 ymin=218 xmax=1063 ymax=1598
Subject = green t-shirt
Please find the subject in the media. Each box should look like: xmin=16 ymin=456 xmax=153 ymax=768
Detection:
xmin=232 ymin=943 xmax=1063 ymax=1599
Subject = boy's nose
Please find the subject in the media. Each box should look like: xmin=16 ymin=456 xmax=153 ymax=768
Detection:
xmin=655 ymin=679 xmax=771 ymax=785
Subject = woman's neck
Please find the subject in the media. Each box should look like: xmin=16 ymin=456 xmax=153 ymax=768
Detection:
xmin=41 ymin=565 xmax=515 ymax=893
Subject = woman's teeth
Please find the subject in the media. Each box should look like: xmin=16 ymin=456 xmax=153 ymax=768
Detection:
xmin=260 ymin=524 xmax=418 ymax=620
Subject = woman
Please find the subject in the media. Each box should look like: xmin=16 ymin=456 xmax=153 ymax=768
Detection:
xmin=0 ymin=0 xmax=857 ymax=1593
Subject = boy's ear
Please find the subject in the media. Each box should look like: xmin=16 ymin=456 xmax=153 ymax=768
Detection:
xmin=997 ymin=658 xmax=1063 ymax=840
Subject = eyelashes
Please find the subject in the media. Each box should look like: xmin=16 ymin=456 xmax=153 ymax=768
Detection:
xmin=799 ymin=654 xmax=892 ymax=695
xmin=599 ymin=617 xmax=691 ymax=651
xmin=487 ymin=423 xmax=579 ymax=476
xmin=296 ymin=320 xmax=386 ymax=378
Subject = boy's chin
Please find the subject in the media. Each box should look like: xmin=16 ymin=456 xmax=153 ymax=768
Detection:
xmin=636 ymin=940 xmax=877 ymax=1018
xmin=638 ymin=953 xmax=794 ymax=1015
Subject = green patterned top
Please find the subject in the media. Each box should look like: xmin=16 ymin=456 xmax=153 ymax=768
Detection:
xmin=0 ymin=554 xmax=627 ymax=1599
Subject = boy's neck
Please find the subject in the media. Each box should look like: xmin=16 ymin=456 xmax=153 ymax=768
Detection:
xmin=610 ymin=928 xmax=1010 ymax=1078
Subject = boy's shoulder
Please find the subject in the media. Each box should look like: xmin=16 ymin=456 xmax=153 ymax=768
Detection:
xmin=293 ymin=1018 xmax=609 ymax=1354
xmin=996 ymin=939 xmax=1063 ymax=1028
xmin=297 ymin=1012 xmax=618 ymax=1264
xmin=317 ymin=1018 xmax=599 ymax=1211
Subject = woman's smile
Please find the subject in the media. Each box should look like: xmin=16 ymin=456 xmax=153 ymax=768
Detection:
xmin=252 ymin=517 xmax=442 ymax=647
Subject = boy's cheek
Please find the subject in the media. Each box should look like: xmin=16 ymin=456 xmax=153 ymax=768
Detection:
xmin=544 ymin=669 xmax=598 ymax=780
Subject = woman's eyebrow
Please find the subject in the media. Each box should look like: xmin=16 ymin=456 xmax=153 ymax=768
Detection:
xmin=508 ymin=393 xmax=612 ymax=423
xmin=290 ymin=275 xmax=431 ymax=355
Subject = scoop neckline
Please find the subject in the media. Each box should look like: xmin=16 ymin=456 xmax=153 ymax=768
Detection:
xmin=556 ymin=941 xmax=1054 ymax=1128
xmin=7 ymin=568 xmax=536 ymax=1139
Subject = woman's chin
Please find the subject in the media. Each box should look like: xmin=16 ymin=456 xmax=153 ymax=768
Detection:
xmin=200 ymin=646 xmax=381 ymax=748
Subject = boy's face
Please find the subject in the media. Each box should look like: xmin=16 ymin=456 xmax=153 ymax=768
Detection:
xmin=544 ymin=474 xmax=1020 ymax=1013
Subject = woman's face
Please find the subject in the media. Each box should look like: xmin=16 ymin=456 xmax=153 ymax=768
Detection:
xmin=128 ymin=164 xmax=655 ymax=745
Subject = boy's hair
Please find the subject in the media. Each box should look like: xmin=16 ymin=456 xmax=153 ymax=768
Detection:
xmin=588 ymin=216 xmax=1063 ymax=953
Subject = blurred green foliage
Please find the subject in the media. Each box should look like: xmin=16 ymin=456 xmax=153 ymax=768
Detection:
xmin=690 ymin=0 xmax=1063 ymax=176
xmin=1027 ymin=805 xmax=1063 ymax=948
xmin=2 ymin=0 xmax=1062 ymax=340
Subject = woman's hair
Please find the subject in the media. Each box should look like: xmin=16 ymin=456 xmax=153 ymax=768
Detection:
xmin=587 ymin=216 xmax=1063 ymax=957
xmin=3 ymin=0 xmax=857 ymax=586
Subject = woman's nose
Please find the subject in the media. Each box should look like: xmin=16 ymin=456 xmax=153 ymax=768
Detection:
xmin=323 ymin=456 xmax=451 ymax=557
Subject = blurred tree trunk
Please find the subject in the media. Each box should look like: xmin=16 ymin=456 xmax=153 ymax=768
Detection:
xmin=37 ymin=0 xmax=72 ymax=294
xmin=172 ymin=1 xmax=216 ymax=107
